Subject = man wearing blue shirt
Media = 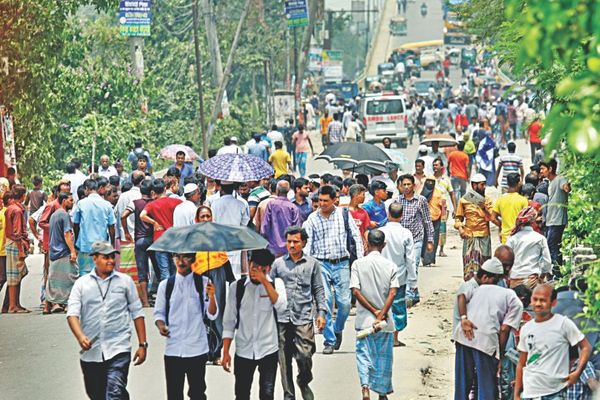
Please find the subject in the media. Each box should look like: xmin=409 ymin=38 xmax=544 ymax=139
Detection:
xmin=73 ymin=179 xmax=116 ymax=276
xmin=170 ymin=151 xmax=195 ymax=188
xmin=362 ymin=180 xmax=388 ymax=228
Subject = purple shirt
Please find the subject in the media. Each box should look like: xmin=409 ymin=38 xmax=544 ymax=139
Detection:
xmin=260 ymin=196 xmax=302 ymax=255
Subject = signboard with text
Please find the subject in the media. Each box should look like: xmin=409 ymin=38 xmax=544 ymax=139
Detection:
xmin=321 ymin=50 xmax=344 ymax=81
xmin=119 ymin=1 xmax=151 ymax=37
xmin=285 ymin=0 xmax=309 ymax=28
xmin=308 ymin=47 xmax=323 ymax=72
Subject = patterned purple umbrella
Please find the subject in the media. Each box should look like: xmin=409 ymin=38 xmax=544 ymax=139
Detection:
xmin=197 ymin=153 xmax=274 ymax=182
xmin=159 ymin=144 xmax=203 ymax=162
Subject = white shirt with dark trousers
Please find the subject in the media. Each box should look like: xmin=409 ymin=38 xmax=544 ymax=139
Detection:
xmin=222 ymin=277 xmax=288 ymax=399
xmin=517 ymin=314 xmax=585 ymax=398
xmin=153 ymin=273 xmax=218 ymax=357
xmin=153 ymin=272 xmax=218 ymax=399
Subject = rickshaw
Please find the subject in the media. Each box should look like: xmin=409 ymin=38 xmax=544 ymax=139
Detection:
xmin=390 ymin=16 xmax=407 ymax=36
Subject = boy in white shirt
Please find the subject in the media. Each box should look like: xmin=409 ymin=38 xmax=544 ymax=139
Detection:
xmin=514 ymin=284 xmax=592 ymax=400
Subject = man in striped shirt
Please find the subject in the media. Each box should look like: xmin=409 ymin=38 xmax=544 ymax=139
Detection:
xmin=495 ymin=141 xmax=524 ymax=192
xmin=395 ymin=174 xmax=434 ymax=306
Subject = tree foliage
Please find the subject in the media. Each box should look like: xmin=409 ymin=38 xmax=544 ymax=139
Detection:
xmin=0 ymin=0 xmax=290 ymax=177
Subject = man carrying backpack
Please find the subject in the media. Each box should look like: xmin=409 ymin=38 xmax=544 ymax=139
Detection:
xmin=153 ymin=253 xmax=217 ymax=400
xmin=221 ymin=249 xmax=288 ymax=400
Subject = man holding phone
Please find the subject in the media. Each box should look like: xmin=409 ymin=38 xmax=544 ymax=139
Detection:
xmin=67 ymin=241 xmax=147 ymax=400
xmin=221 ymin=249 xmax=288 ymax=400
xmin=154 ymin=253 xmax=218 ymax=400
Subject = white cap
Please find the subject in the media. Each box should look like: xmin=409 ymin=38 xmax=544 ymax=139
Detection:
xmin=230 ymin=136 xmax=238 ymax=143
xmin=418 ymin=144 xmax=428 ymax=153
xmin=183 ymin=183 xmax=199 ymax=195
xmin=480 ymin=257 xmax=504 ymax=275
xmin=471 ymin=173 xmax=487 ymax=183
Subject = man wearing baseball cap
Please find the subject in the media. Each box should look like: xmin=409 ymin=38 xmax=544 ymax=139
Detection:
xmin=454 ymin=173 xmax=500 ymax=280
xmin=452 ymin=256 xmax=523 ymax=400
xmin=67 ymin=241 xmax=147 ymax=399
xmin=173 ymin=183 xmax=201 ymax=227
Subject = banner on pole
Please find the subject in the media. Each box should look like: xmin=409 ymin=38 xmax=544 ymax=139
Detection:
xmin=308 ymin=47 xmax=323 ymax=72
xmin=321 ymin=50 xmax=344 ymax=81
xmin=285 ymin=0 xmax=309 ymax=28
xmin=119 ymin=1 xmax=152 ymax=37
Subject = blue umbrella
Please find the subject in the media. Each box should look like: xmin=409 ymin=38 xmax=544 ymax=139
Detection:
xmin=197 ymin=153 xmax=274 ymax=182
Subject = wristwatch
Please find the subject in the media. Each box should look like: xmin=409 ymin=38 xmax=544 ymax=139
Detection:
xmin=460 ymin=315 xmax=468 ymax=320
xmin=139 ymin=342 xmax=149 ymax=349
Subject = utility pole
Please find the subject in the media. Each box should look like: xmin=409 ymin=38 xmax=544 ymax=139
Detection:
xmin=206 ymin=0 xmax=253 ymax=146
xmin=192 ymin=0 xmax=208 ymax=159
xmin=293 ymin=26 xmax=300 ymax=125
xmin=366 ymin=0 xmax=370 ymax=56
xmin=202 ymin=0 xmax=224 ymax=84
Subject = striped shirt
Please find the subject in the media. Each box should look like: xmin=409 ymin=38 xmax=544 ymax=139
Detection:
xmin=327 ymin=121 xmax=344 ymax=144
xmin=395 ymin=194 xmax=434 ymax=243
xmin=303 ymin=207 xmax=364 ymax=260
xmin=498 ymin=153 xmax=523 ymax=188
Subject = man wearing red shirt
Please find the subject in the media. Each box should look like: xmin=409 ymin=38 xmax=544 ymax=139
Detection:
xmin=140 ymin=178 xmax=182 ymax=281
xmin=347 ymin=184 xmax=370 ymax=247
xmin=448 ymin=142 xmax=471 ymax=206
xmin=527 ymin=117 xmax=543 ymax=160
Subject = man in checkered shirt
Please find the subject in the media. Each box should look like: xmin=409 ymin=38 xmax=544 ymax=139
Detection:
xmin=303 ymin=185 xmax=364 ymax=355
xmin=394 ymin=174 xmax=434 ymax=305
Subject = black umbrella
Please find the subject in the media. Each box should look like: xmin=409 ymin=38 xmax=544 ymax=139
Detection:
xmin=335 ymin=160 xmax=388 ymax=175
xmin=315 ymin=142 xmax=392 ymax=168
xmin=148 ymin=222 xmax=269 ymax=253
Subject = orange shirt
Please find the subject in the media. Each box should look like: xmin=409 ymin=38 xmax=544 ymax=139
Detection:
xmin=320 ymin=116 xmax=333 ymax=135
xmin=428 ymin=188 xmax=444 ymax=221
xmin=448 ymin=150 xmax=470 ymax=180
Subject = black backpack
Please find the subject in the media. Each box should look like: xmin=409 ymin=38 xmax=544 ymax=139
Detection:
xmin=165 ymin=274 xmax=205 ymax=325
xmin=234 ymin=279 xmax=277 ymax=329
xmin=343 ymin=208 xmax=358 ymax=266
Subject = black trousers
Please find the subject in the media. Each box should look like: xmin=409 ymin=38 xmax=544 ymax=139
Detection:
xmin=80 ymin=352 xmax=131 ymax=400
xmin=234 ymin=351 xmax=278 ymax=400
xmin=164 ymin=354 xmax=208 ymax=400
xmin=278 ymin=322 xmax=316 ymax=399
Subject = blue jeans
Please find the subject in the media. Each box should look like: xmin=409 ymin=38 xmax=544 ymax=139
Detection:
xmin=81 ymin=351 xmax=131 ymax=400
xmin=154 ymin=251 xmax=175 ymax=281
xmin=454 ymin=343 xmax=498 ymax=400
xmin=134 ymin=236 xmax=154 ymax=283
xmin=320 ymin=259 xmax=351 ymax=346
xmin=545 ymin=225 xmax=565 ymax=275
xmin=407 ymin=240 xmax=423 ymax=303
xmin=296 ymin=152 xmax=308 ymax=177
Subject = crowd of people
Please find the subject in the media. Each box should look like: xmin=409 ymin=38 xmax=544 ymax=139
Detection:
xmin=0 ymin=105 xmax=597 ymax=400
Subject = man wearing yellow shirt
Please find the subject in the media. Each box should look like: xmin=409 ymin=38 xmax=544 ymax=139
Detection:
xmin=454 ymin=173 xmax=499 ymax=280
xmin=268 ymin=141 xmax=292 ymax=178
xmin=422 ymin=176 xmax=444 ymax=267
xmin=319 ymin=111 xmax=333 ymax=149
xmin=492 ymin=172 xmax=528 ymax=244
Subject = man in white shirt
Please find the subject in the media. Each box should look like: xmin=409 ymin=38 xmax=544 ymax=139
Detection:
xmin=173 ymin=183 xmax=201 ymax=227
xmin=266 ymin=125 xmax=284 ymax=151
xmin=378 ymin=202 xmax=415 ymax=347
xmin=506 ymin=206 xmax=552 ymax=289
xmin=63 ymin=159 xmax=88 ymax=202
xmin=98 ymin=154 xmax=118 ymax=178
xmin=212 ymin=181 xmax=250 ymax=278
xmin=154 ymin=252 xmax=217 ymax=400
xmin=222 ymin=249 xmax=288 ymax=400
xmin=114 ymin=171 xmax=143 ymax=243
xmin=351 ymin=230 xmax=398 ymax=400
xmin=67 ymin=241 xmax=147 ymax=399
xmin=216 ymin=137 xmax=241 ymax=155
xmin=514 ymin=284 xmax=592 ymax=400
xmin=453 ymin=258 xmax=523 ymax=400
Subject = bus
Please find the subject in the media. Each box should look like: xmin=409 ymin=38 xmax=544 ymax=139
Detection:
xmin=443 ymin=11 xmax=471 ymax=45
xmin=395 ymin=40 xmax=444 ymax=70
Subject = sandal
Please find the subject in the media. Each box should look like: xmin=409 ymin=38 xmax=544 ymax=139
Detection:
xmin=8 ymin=308 xmax=30 ymax=314
xmin=51 ymin=305 xmax=65 ymax=314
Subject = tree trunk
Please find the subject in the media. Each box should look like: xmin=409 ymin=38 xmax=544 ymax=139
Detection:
xmin=203 ymin=0 xmax=224 ymax=85
xmin=296 ymin=0 xmax=319 ymax=98
xmin=206 ymin=0 xmax=253 ymax=145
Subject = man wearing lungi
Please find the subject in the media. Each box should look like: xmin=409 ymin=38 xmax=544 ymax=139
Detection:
xmin=45 ymin=192 xmax=78 ymax=313
xmin=351 ymin=230 xmax=398 ymax=400
xmin=454 ymin=173 xmax=499 ymax=280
